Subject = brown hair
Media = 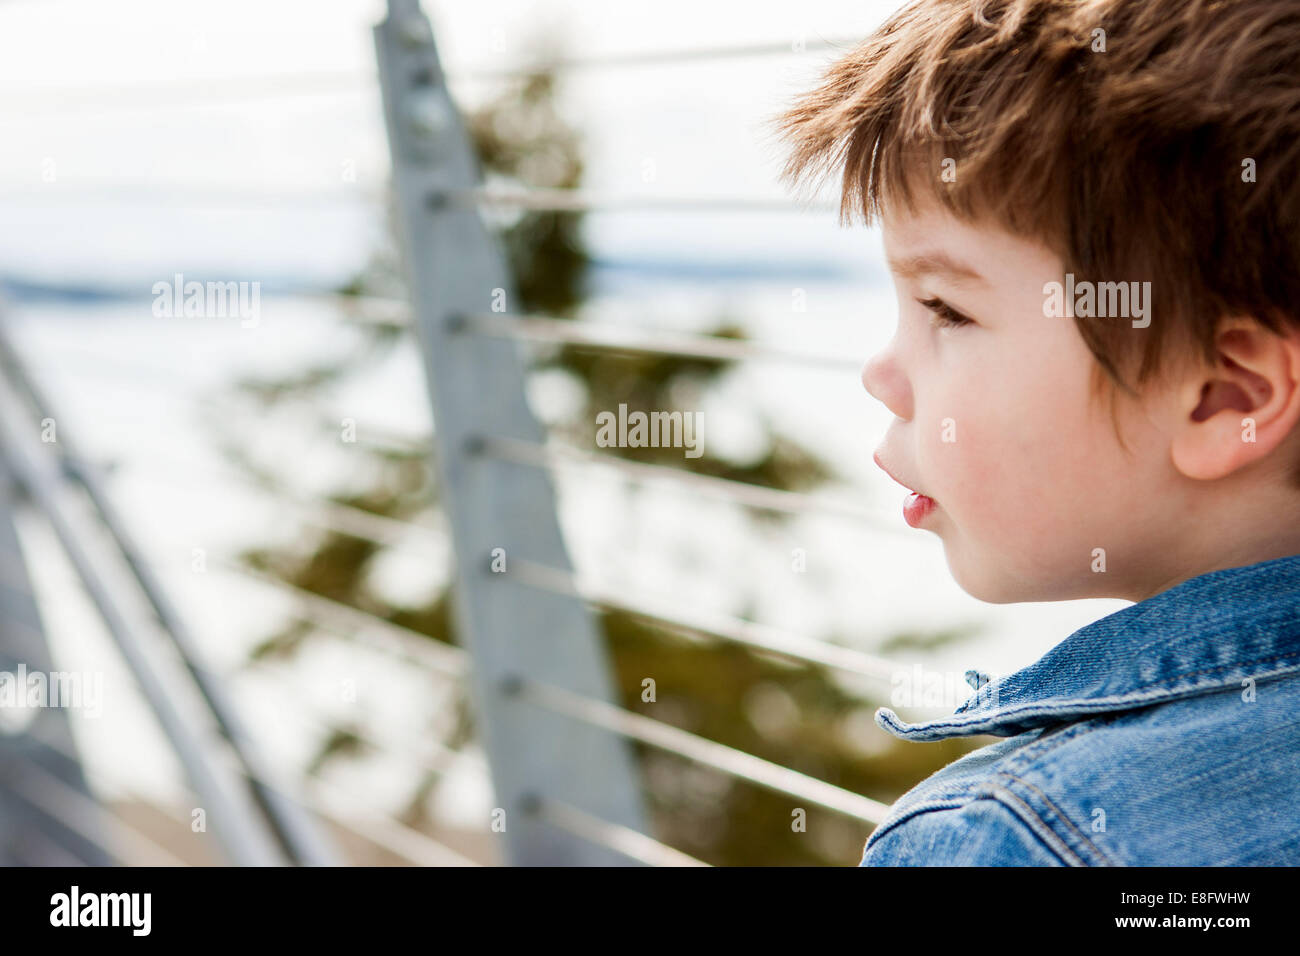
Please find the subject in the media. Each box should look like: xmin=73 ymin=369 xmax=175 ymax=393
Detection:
xmin=770 ymin=0 xmax=1300 ymax=477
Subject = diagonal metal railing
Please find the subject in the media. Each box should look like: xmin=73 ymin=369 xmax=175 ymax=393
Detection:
xmin=0 ymin=322 xmax=340 ymax=867
xmin=0 ymin=309 xmax=345 ymax=866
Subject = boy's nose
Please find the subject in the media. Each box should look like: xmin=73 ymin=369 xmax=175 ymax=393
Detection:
xmin=861 ymin=349 xmax=913 ymax=421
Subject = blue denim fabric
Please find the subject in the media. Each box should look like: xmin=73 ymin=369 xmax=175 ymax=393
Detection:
xmin=859 ymin=552 xmax=1300 ymax=866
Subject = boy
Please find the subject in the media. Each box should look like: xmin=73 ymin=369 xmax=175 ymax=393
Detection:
xmin=772 ymin=0 xmax=1300 ymax=865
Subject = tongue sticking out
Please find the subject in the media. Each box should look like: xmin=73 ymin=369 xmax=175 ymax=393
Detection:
xmin=903 ymin=492 xmax=937 ymax=528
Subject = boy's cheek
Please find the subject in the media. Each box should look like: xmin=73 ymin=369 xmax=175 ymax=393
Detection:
xmin=922 ymin=388 xmax=1131 ymax=596
xmin=926 ymin=414 xmax=1077 ymax=540
xmin=920 ymin=403 xmax=1017 ymax=496
xmin=920 ymin=368 xmax=1085 ymax=514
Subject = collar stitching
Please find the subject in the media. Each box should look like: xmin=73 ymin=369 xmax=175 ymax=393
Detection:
xmin=959 ymin=649 xmax=1300 ymax=722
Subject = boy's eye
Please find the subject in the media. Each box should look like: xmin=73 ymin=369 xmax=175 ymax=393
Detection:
xmin=917 ymin=296 xmax=974 ymax=329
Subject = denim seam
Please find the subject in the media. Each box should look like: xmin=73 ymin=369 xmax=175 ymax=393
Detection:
xmin=861 ymin=792 xmax=1076 ymax=866
xmin=893 ymin=656 xmax=1300 ymax=735
xmin=861 ymin=797 xmax=968 ymax=854
xmin=994 ymin=771 xmax=1118 ymax=867
xmin=998 ymin=719 xmax=1115 ymax=780
xmin=996 ymin=721 xmax=1114 ymax=855
xmin=971 ymin=649 xmax=1300 ymax=716
xmin=981 ymin=785 xmax=1085 ymax=866
xmin=1000 ymin=720 xmax=1095 ymax=774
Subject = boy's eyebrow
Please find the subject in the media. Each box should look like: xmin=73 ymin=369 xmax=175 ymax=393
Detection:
xmin=885 ymin=250 xmax=986 ymax=285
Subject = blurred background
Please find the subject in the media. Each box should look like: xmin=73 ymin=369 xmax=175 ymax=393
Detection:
xmin=0 ymin=0 xmax=1127 ymax=866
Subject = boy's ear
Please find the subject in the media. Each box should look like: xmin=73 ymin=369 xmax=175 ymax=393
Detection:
xmin=1170 ymin=318 xmax=1300 ymax=481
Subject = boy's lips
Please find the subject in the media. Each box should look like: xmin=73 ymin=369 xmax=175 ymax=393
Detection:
xmin=901 ymin=492 xmax=937 ymax=528
xmin=872 ymin=450 xmax=939 ymax=528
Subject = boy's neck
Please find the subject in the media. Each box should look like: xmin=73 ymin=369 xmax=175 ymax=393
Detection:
xmin=1126 ymin=504 xmax=1300 ymax=602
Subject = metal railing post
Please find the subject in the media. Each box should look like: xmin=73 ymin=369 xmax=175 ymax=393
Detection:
xmin=374 ymin=0 xmax=651 ymax=864
xmin=0 ymin=454 xmax=115 ymax=866
xmin=0 ymin=323 xmax=340 ymax=867
xmin=0 ymin=324 xmax=286 ymax=866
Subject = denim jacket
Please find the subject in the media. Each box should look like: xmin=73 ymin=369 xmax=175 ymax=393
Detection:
xmin=860 ymin=552 xmax=1300 ymax=866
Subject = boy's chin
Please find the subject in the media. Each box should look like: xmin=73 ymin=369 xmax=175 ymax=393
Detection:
xmin=943 ymin=546 xmax=1078 ymax=605
xmin=948 ymin=568 xmax=1028 ymax=604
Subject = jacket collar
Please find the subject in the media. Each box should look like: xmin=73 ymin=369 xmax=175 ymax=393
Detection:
xmin=876 ymin=552 xmax=1300 ymax=741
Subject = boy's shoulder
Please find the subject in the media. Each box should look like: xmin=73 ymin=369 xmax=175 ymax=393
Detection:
xmin=862 ymin=677 xmax=1300 ymax=866
xmin=860 ymin=552 xmax=1300 ymax=866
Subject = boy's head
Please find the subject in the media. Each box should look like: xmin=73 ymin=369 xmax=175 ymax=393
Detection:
xmin=771 ymin=0 xmax=1300 ymax=604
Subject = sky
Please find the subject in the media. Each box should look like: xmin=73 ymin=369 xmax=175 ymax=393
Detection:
xmin=0 ymin=0 xmax=905 ymax=288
